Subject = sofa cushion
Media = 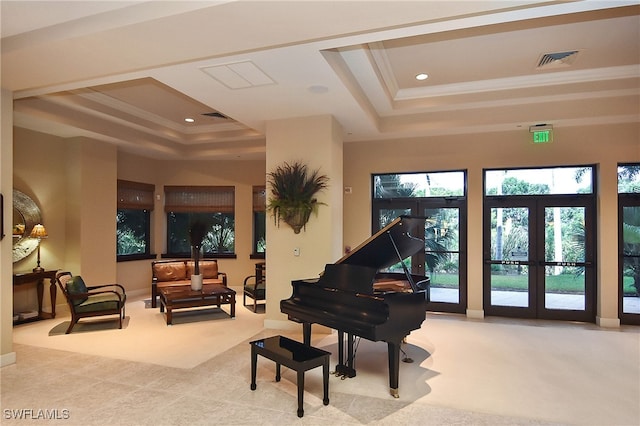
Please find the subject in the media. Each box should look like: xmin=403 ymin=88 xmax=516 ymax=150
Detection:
xmin=66 ymin=276 xmax=89 ymax=306
xmin=153 ymin=262 xmax=187 ymax=281
xmin=186 ymin=261 xmax=218 ymax=279
xmin=75 ymin=293 xmax=121 ymax=313
xmin=244 ymin=282 xmax=266 ymax=299
xmin=157 ymin=278 xmax=223 ymax=289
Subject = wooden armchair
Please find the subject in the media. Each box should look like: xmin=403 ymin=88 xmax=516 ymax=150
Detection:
xmin=243 ymin=262 xmax=266 ymax=312
xmin=55 ymin=271 xmax=127 ymax=334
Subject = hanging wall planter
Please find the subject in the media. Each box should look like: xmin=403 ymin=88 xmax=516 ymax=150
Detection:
xmin=267 ymin=161 xmax=329 ymax=234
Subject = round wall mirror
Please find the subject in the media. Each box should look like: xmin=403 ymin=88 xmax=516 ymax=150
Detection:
xmin=13 ymin=189 xmax=41 ymax=263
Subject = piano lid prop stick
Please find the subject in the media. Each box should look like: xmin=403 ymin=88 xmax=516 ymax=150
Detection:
xmin=386 ymin=231 xmax=418 ymax=292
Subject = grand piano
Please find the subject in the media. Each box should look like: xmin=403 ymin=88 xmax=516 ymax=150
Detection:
xmin=280 ymin=215 xmax=429 ymax=398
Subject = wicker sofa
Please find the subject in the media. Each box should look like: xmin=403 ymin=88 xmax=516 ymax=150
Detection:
xmin=151 ymin=259 xmax=227 ymax=308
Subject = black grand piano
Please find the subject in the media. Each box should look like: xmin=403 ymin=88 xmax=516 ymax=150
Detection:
xmin=280 ymin=215 xmax=429 ymax=398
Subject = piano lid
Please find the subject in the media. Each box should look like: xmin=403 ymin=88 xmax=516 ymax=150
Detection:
xmin=336 ymin=215 xmax=425 ymax=271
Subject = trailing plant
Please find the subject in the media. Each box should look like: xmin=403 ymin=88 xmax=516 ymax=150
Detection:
xmin=267 ymin=161 xmax=329 ymax=233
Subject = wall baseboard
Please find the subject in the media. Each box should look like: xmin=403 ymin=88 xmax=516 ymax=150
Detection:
xmin=466 ymin=309 xmax=485 ymax=319
xmin=0 ymin=351 xmax=16 ymax=367
xmin=596 ymin=316 xmax=620 ymax=328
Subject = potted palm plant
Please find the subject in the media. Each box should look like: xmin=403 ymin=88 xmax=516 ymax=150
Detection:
xmin=267 ymin=161 xmax=329 ymax=233
xmin=189 ymin=220 xmax=208 ymax=290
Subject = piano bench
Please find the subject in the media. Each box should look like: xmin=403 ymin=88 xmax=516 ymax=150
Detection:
xmin=250 ymin=335 xmax=330 ymax=418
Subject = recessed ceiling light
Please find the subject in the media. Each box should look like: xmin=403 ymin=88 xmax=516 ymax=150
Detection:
xmin=415 ymin=73 xmax=429 ymax=81
xmin=184 ymin=118 xmax=195 ymax=123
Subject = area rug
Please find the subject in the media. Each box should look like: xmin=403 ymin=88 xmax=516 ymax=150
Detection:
xmin=12 ymin=292 xmax=266 ymax=369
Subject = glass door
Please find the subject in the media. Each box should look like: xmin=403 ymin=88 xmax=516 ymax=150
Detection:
xmin=484 ymin=202 xmax=536 ymax=317
xmin=538 ymin=200 xmax=594 ymax=321
xmin=373 ymin=201 xmax=466 ymax=314
xmin=423 ymin=206 xmax=464 ymax=310
xmin=484 ymin=197 xmax=595 ymax=321
xmin=619 ymin=200 xmax=640 ymax=324
xmin=372 ymin=170 xmax=467 ymax=314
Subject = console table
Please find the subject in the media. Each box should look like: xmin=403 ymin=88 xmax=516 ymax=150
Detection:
xmin=13 ymin=269 xmax=58 ymax=324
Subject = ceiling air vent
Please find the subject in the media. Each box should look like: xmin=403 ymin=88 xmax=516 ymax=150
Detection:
xmin=536 ymin=50 xmax=580 ymax=68
xmin=202 ymin=112 xmax=228 ymax=119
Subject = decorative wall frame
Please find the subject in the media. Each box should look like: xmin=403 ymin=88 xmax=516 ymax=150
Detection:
xmin=12 ymin=189 xmax=42 ymax=263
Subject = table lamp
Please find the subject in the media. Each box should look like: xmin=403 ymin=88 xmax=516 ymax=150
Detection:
xmin=29 ymin=224 xmax=48 ymax=272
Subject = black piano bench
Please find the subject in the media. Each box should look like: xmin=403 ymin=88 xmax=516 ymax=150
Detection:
xmin=250 ymin=335 xmax=330 ymax=418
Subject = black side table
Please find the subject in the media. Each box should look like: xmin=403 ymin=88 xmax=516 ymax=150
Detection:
xmin=250 ymin=335 xmax=330 ymax=418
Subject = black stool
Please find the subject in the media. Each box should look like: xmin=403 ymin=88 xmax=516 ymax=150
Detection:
xmin=250 ymin=335 xmax=330 ymax=417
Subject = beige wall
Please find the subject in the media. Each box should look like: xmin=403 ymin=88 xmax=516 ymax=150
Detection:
xmin=1 ymin=88 xmax=15 ymax=365
xmin=135 ymin=156 xmax=267 ymax=290
xmin=11 ymin=130 xmax=266 ymax=316
xmin=11 ymin=131 xmax=119 ymax=312
xmin=264 ymin=115 xmax=343 ymax=329
xmin=343 ymin=123 xmax=640 ymax=324
xmin=12 ymin=129 xmax=68 ymax=312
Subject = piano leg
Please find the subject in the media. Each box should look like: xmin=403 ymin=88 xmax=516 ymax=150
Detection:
xmin=302 ymin=322 xmax=311 ymax=345
xmin=347 ymin=333 xmax=355 ymax=377
xmin=337 ymin=330 xmax=344 ymax=373
xmin=387 ymin=341 xmax=401 ymax=398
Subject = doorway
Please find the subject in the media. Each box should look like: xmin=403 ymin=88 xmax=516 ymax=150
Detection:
xmin=374 ymin=199 xmax=467 ymax=314
xmin=483 ymin=167 xmax=596 ymax=322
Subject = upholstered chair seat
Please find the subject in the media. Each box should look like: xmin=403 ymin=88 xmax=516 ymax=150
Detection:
xmin=56 ymin=271 xmax=126 ymax=334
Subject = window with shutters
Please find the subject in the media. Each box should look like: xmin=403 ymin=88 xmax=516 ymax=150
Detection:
xmin=117 ymin=180 xmax=154 ymax=260
xmin=164 ymin=186 xmax=235 ymax=257
xmin=252 ymin=186 xmax=266 ymax=257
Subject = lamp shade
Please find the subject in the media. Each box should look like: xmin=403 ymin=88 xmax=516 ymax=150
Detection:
xmin=30 ymin=224 xmax=48 ymax=239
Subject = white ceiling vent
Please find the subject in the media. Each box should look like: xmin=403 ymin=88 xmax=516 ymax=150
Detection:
xmin=536 ymin=50 xmax=580 ymax=69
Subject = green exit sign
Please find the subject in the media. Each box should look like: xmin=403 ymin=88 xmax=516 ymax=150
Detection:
xmin=532 ymin=130 xmax=552 ymax=143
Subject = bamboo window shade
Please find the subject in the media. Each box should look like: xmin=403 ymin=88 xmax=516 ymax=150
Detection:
xmin=253 ymin=186 xmax=266 ymax=212
xmin=164 ymin=186 xmax=235 ymax=213
xmin=117 ymin=180 xmax=155 ymax=210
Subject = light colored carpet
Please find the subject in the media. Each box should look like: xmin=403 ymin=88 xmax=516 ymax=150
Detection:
xmin=12 ymin=290 xmax=266 ymax=369
xmin=8 ymin=291 xmax=640 ymax=425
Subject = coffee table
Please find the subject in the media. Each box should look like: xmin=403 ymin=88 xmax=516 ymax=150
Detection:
xmin=158 ymin=284 xmax=235 ymax=325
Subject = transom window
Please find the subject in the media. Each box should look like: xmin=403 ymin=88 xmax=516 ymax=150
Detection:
xmin=485 ymin=166 xmax=594 ymax=196
xmin=374 ymin=171 xmax=465 ymax=198
xmin=618 ymin=164 xmax=640 ymax=194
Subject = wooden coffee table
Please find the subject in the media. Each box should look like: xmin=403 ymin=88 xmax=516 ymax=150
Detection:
xmin=158 ymin=284 xmax=236 ymax=325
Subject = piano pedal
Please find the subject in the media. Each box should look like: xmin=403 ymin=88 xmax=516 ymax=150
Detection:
xmin=400 ymin=346 xmax=413 ymax=363
xmin=330 ymin=370 xmax=348 ymax=380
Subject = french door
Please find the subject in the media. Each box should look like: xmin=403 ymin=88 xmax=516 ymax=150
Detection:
xmin=373 ymin=198 xmax=467 ymax=314
xmin=619 ymin=194 xmax=640 ymax=325
xmin=483 ymin=195 xmax=596 ymax=322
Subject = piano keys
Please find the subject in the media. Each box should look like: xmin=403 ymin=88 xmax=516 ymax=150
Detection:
xmin=280 ymin=215 xmax=429 ymax=398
